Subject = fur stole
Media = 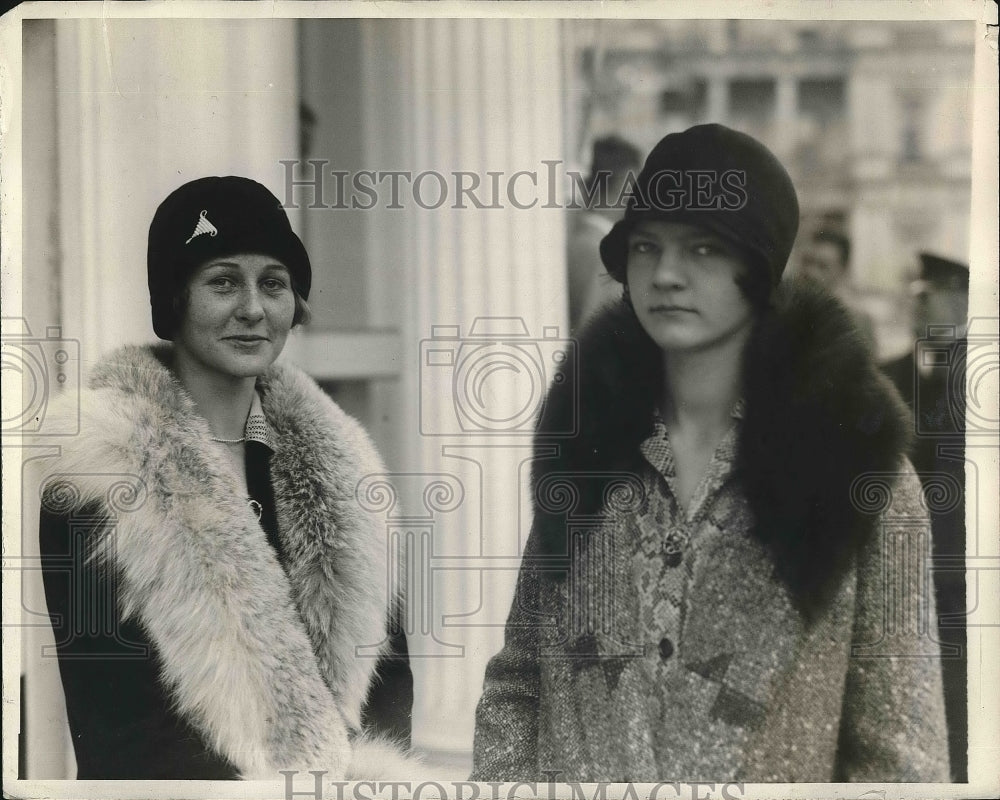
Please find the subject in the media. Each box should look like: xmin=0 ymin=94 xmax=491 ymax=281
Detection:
xmin=533 ymin=278 xmax=912 ymax=617
xmin=38 ymin=345 xmax=422 ymax=779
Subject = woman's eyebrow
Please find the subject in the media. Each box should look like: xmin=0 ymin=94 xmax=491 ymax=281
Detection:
xmin=629 ymin=226 xmax=658 ymax=238
xmin=679 ymin=229 xmax=726 ymax=245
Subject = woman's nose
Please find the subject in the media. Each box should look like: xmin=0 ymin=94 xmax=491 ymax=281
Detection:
xmin=235 ymin=286 xmax=265 ymax=320
xmin=651 ymin=246 xmax=687 ymax=288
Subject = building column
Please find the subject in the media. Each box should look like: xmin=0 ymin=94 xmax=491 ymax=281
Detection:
xmin=361 ymin=18 xmax=567 ymax=761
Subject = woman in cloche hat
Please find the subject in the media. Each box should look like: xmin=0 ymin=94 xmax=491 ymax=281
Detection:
xmin=472 ymin=125 xmax=950 ymax=782
xmin=38 ymin=177 xmax=422 ymax=780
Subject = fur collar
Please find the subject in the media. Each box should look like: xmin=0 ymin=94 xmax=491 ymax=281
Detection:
xmin=534 ymin=279 xmax=911 ymax=616
xmin=41 ymin=345 xmax=390 ymax=777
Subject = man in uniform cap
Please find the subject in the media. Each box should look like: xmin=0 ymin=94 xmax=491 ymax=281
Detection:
xmin=883 ymin=251 xmax=970 ymax=782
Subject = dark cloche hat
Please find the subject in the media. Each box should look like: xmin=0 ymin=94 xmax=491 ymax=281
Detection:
xmin=600 ymin=124 xmax=799 ymax=286
xmin=147 ymin=176 xmax=312 ymax=340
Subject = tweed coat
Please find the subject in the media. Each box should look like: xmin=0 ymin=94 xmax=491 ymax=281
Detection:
xmin=37 ymin=344 xmax=421 ymax=780
xmin=472 ymin=281 xmax=950 ymax=783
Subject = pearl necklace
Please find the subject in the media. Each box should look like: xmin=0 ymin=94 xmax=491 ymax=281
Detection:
xmin=210 ymin=434 xmax=247 ymax=444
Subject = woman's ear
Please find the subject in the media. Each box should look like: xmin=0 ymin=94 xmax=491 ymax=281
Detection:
xmin=292 ymin=291 xmax=312 ymax=328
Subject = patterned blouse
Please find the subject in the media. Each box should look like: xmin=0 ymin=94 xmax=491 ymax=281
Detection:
xmin=633 ymin=402 xmax=745 ymax=659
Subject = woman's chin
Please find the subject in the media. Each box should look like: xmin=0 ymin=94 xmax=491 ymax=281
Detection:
xmin=213 ymin=351 xmax=281 ymax=379
xmin=645 ymin=328 xmax=702 ymax=352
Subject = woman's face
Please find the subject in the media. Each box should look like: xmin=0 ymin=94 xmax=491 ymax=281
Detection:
xmin=173 ymin=253 xmax=296 ymax=380
xmin=626 ymin=220 xmax=756 ymax=354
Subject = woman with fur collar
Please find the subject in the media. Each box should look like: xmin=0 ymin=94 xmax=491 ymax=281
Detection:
xmin=39 ymin=177 xmax=418 ymax=780
xmin=472 ymin=126 xmax=950 ymax=782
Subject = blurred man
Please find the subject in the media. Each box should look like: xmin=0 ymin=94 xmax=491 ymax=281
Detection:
xmin=799 ymin=230 xmax=877 ymax=350
xmin=566 ymin=135 xmax=641 ymax=333
xmin=883 ymin=252 xmax=970 ymax=782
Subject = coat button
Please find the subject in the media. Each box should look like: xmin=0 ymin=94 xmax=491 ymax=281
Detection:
xmin=658 ymin=637 xmax=674 ymax=660
xmin=664 ymin=549 xmax=682 ymax=567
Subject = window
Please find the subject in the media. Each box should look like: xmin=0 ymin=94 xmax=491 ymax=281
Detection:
xmin=729 ymin=78 xmax=775 ymax=121
xmin=798 ymin=78 xmax=845 ymax=122
xmin=658 ymin=78 xmax=707 ymax=116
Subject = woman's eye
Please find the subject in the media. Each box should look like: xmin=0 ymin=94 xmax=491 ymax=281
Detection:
xmin=629 ymin=240 xmax=657 ymax=255
xmin=261 ymin=277 xmax=289 ymax=291
xmin=691 ymin=242 xmax=722 ymax=257
xmin=208 ymin=276 xmax=236 ymax=289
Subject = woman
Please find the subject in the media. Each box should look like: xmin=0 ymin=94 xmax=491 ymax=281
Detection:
xmin=38 ymin=176 xmax=417 ymax=779
xmin=472 ymin=125 xmax=950 ymax=782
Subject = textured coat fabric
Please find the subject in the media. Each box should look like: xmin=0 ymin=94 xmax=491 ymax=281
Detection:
xmin=883 ymin=343 xmax=967 ymax=781
xmin=37 ymin=345 xmax=418 ymax=780
xmin=472 ymin=281 xmax=950 ymax=782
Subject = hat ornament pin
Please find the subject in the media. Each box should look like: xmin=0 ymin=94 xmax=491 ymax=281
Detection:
xmin=185 ymin=209 xmax=219 ymax=244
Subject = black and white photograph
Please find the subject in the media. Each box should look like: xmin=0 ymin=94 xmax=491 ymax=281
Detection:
xmin=1 ymin=2 xmax=997 ymax=799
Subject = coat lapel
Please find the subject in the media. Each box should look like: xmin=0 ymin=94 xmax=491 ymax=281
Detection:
xmin=260 ymin=364 xmax=389 ymax=731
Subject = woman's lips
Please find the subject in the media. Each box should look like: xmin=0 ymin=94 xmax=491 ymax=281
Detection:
xmin=649 ymin=305 xmax=695 ymax=314
xmin=225 ymin=335 xmax=270 ymax=345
